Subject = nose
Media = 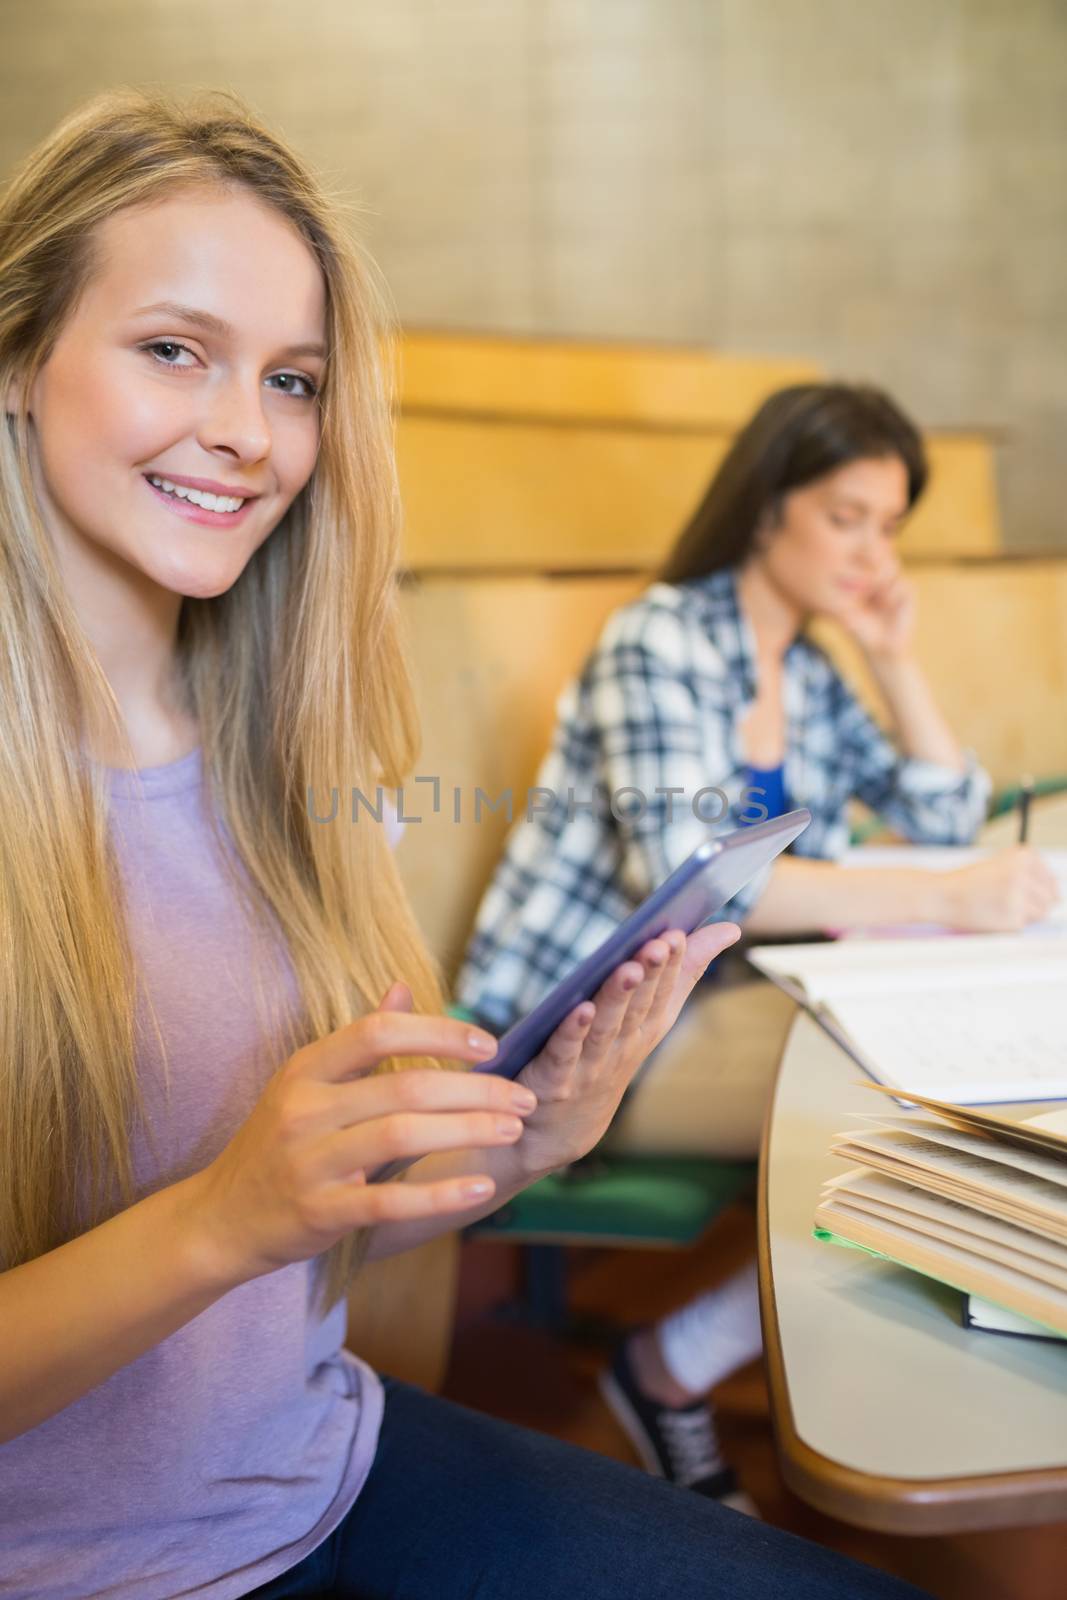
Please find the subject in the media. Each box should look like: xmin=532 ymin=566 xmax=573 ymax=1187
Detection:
xmin=854 ymin=524 xmax=884 ymax=571
xmin=196 ymin=372 xmax=271 ymax=464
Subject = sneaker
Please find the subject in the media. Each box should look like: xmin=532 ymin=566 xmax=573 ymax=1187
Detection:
xmin=598 ymin=1342 xmax=760 ymax=1516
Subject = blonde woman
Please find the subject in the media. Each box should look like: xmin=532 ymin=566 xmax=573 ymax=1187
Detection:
xmin=0 ymin=89 xmax=936 ymax=1600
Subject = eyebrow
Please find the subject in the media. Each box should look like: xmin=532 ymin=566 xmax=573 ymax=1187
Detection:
xmin=834 ymin=495 xmax=907 ymax=520
xmin=130 ymin=301 xmax=327 ymax=361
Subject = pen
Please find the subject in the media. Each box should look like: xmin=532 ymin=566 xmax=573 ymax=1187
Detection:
xmin=1017 ymin=774 xmax=1034 ymax=845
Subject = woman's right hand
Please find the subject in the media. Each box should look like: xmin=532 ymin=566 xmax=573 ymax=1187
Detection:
xmin=188 ymin=988 xmax=536 ymax=1285
xmin=939 ymin=846 xmax=1061 ymax=932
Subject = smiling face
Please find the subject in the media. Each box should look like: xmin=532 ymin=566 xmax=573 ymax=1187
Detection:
xmin=20 ymin=184 xmax=327 ymax=603
xmin=753 ymin=455 xmax=911 ymax=622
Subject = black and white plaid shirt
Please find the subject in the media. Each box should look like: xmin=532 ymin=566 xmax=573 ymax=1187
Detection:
xmin=455 ymin=566 xmax=992 ymax=1032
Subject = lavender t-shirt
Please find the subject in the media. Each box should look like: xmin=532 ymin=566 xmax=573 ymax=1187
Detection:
xmin=2 ymin=747 xmax=385 ymax=1600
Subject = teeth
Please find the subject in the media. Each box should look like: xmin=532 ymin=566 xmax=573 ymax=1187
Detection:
xmin=148 ymin=475 xmax=245 ymax=513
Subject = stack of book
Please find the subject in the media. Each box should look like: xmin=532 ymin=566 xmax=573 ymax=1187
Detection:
xmin=814 ymin=1087 xmax=1067 ymax=1341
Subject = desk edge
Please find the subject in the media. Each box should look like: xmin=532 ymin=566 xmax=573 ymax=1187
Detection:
xmin=757 ymin=1007 xmax=1067 ymax=1535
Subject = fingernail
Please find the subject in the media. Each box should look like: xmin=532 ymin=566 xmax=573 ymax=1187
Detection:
xmin=462 ymin=1179 xmax=493 ymax=1199
xmin=469 ymin=1031 xmax=497 ymax=1056
xmin=496 ymin=1116 xmax=523 ymax=1138
xmin=511 ymin=1088 xmax=537 ymax=1111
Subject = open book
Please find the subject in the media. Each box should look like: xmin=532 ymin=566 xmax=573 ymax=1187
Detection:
xmin=815 ymin=1088 xmax=1067 ymax=1339
xmin=747 ymin=934 xmax=1067 ymax=1103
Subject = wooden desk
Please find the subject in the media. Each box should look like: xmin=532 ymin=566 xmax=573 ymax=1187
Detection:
xmin=758 ymin=1007 xmax=1067 ymax=1534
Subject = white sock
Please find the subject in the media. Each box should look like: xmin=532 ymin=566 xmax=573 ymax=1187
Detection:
xmin=656 ymin=1259 xmax=762 ymax=1399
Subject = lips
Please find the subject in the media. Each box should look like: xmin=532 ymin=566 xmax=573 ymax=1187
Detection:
xmin=144 ymin=471 xmax=263 ymax=499
xmin=143 ymin=473 xmax=258 ymax=529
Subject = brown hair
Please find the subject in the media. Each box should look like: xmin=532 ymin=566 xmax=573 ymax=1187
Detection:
xmin=660 ymin=382 xmax=927 ymax=585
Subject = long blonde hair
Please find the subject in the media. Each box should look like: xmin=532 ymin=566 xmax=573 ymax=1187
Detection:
xmin=0 ymin=86 xmax=444 ymax=1309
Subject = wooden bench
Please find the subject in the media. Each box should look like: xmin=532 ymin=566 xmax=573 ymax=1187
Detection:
xmin=396 ymin=330 xmax=1001 ymax=573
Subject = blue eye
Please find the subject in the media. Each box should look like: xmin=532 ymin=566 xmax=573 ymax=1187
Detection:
xmin=268 ymin=371 xmax=318 ymax=400
xmin=140 ymin=340 xmax=318 ymax=400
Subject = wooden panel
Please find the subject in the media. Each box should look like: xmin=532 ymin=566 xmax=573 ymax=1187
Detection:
xmin=399 ymin=330 xmax=822 ymax=428
xmin=345 ymin=1233 xmax=458 ymax=1392
xmin=395 ymin=575 xmax=641 ymax=977
xmin=904 ymin=435 xmax=1000 ymax=559
xmin=398 ymin=561 xmax=1067 ymax=979
xmin=397 ymin=419 xmax=999 ymax=571
xmin=397 ymin=415 xmax=721 ymax=570
xmin=811 ymin=560 xmax=1067 ymax=793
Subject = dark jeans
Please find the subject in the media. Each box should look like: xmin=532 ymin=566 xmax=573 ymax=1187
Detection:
xmin=244 ymin=1378 xmax=930 ymax=1600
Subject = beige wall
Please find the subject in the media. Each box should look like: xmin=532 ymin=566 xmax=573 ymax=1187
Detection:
xmin=2 ymin=1 xmax=1064 ymax=548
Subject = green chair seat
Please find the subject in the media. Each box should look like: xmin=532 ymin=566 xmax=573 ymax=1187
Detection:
xmin=446 ymin=1008 xmax=756 ymax=1329
xmin=469 ymin=1153 xmax=754 ymax=1248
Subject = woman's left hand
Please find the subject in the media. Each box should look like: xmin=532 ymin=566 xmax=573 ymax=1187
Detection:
xmin=838 ymin=563 xmax=917 ymax=662
xmin=489 ymin=920 xmax=742 ymax=1182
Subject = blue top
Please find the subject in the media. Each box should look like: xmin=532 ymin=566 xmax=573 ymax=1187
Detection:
xmin=742 ymin=761 xmax=790 ymax=823
xmin=694 ymin=762 xmax=790 ymax=984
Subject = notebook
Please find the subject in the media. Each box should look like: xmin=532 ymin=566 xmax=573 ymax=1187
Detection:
xmin=963 ymin=1292 xmax=1067 ymax=1343
xmin=747 ymin=934 xmax=1067 ymax=1103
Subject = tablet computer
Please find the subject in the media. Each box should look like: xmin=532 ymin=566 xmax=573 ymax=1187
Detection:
xmin=370 ymin=807 xmax=809 ymax=1182
xmin=477 ymin=806 xmax=811 ymax=1081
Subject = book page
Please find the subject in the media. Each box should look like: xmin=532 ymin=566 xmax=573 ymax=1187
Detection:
xmin=827 ymin=982 xmax=1067 ymax=1102
xmin=832 ymin=1191 xmax=1067 ymax=1292
xmin=830 ymin=1127 xmax=1067 ymax=1240
xmin=814 ymin=1196 xmax=1067 ymax=1335
xmin=823 ymin=1169 xmax=1067 ymax=1290
xmin=828 ymin=1168 xmax=1067 ymax=1271
xmin=1027 ymin=1109 xmax=1067 ymax=1140
xmin=863 ymin=1116 xmax=1067 ymax=1191
xmin=854 ymin=1089 xmax=1067 ymax=1158
xmin=748 ymin=934 xmax=1067 ymax=1004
